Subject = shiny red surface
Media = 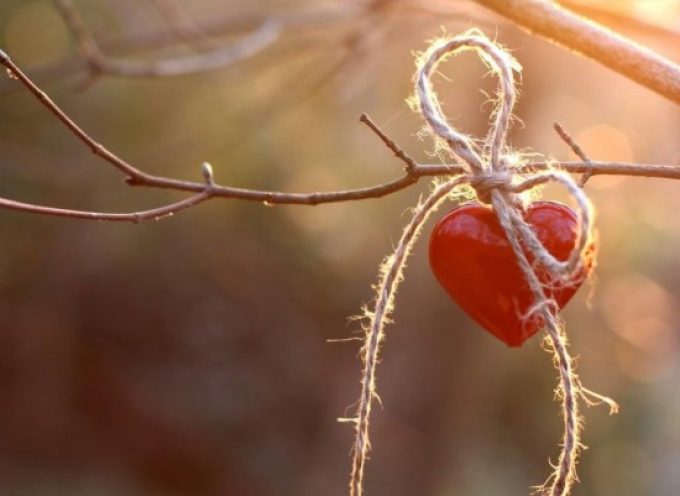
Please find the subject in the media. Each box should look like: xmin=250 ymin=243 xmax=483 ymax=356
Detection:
xmin=429 ymin=201 xmax=591 ymax=347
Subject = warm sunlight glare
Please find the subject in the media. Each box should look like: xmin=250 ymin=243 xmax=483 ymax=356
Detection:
xmin=631 ymin=0 xmax=680 ymax=23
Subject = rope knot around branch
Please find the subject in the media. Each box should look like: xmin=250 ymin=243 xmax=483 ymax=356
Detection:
xmin=469 ymin=169 xmax=513 ymax=204
xmin=411 ymin=29 xmax=598 ymax=496
xmin=415 ymin=29 xmax=593 ymax=286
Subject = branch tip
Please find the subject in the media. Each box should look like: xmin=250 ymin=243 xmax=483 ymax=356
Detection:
xmin=2 ymin=33 xmax=680 ymax=218
xmin=553 ymin=122 xmax=597 ymax=186
xmin=359 ymin=113 xmax=419 ymax=174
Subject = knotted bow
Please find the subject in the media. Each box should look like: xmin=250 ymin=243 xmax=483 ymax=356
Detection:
xmin=350 ymin=29 xmax=603 ymax=496
xmin=415 ymin=30 xmax=593 ymax=287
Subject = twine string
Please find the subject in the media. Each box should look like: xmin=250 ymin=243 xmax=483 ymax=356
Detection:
xmin=348 ymin=29 xmax=611 ymax=496
xmin=416 ymin=30 xmax=593 ymax=281
xmin=416 ymin=29 xmax=592 ymax=496
xmin=348 ymin=175 xmax=467 ymax=496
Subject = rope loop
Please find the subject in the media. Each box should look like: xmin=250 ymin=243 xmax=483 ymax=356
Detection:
xmin=413 ymin=29 xmax=599 ymax=496
xmin=348 ymin=29 xmax=613 ymax=496
xmin=415 ymin=28 xmax=592 ymax=285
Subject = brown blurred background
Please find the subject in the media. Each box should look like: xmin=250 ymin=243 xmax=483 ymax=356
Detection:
xmin=0 ymin=1 xmax=679 ymax=495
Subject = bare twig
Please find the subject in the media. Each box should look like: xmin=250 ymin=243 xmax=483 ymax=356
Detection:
xmin=359 ymin=114 xmax=419 ymax=174
xmin=553 ymin=122 xmax=596 ymax=187
xmin=0 ymin=48 xmax=144 ymax=178
xmin=9 ymin=0 xmax=678 ymax=103
xmin=100 ymin=3 xmax=360 ymax=52
xmin=0 ymin=1 xmax=488 ymax=93
xmin=0 ymin=191 xmax=212 ymax=222
xmin=553 ymin=123 xmax=591 ymax=164
xmin=54 ymin=0 xmax=282 ymax=78
xmin=1 ymin=49 xmax=679 ymax=221
xmin=471 ymin=0 xmax=680 ymax=104
xmin=0 ymin=3 xmax=362 ymax=91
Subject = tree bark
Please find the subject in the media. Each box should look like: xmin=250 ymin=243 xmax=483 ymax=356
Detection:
xmin=472 ymin=0 xmax=680 ymax=105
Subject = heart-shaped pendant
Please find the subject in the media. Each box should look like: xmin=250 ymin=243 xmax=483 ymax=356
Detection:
xmin=429 ymin=201 xmax=592 ymax=347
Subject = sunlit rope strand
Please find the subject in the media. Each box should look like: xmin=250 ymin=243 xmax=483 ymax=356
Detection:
xmin=413 ymin=29 xmax=595 ymax=496
xmin=492 ymin=189 xmax=581 ymax=496
xmin=415 ymin=28 xmax=520 ymax=173
xmin=348 ymin=28 xmax=610 ymax=496
xmin=348 ymin=175 xmax=467 ymax=496
xmin=511 ymin=170 xmax=594 ymax=278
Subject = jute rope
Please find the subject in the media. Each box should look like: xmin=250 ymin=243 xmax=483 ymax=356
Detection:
xmin=348 ymin=29 xmax=612 ymax=496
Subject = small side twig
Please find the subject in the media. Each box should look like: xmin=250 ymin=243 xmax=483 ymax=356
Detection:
xmin=359 ymin=114 xmax=419 ymax=175
xmin=0 ymin=191 xmax=212 ymax=223
xmin=1 ymin=49 xmax=679 ymax=221
xmin=0 ymin=48 xmax=144 ymax=178
xmin=553 ymin=122 xmax=595 ymax=187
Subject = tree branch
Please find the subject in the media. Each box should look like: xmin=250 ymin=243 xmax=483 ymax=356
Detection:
xmin=53 ymin=0 xmax=282 ymax=78
xmin=471 ymin=0 xmax=680 ymax=105
xmin=0 ymin=3 xmax=363 ymax=91
xmin=0 ymin=191 xmax=212 ymax=222
xmin=1 ymin=49 xmax=679 ymax=222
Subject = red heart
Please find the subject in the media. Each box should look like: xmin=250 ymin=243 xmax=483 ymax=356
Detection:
xmin=429 ymin=201 xmax=592 ymax=347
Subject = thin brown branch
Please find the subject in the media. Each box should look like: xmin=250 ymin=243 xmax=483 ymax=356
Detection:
xmin=0 ymin=49 xmax=146 ymax=178
xmin=0 ymin=4 xmax=360 ymax=92
xmin=553 ymin=122 xmax=592 ymax=165
xmin=426 ymin=161 xmax=680 ymax=180
xmin=54 ymin=0 xmax=282 ymax=78
xmin=1 ymin=49 xmax=679 ymax=222
xmin=129 ymin=173 xmax=422 ymax=205
xmin=7 ymin=0 xmax=678 ymax=99
xmin=0 ymin=191 xmax=212 ymax=222
xmin=84 ymin=3 xmax=360 ymax=58
xmin=359 ymin=114 xmax=418 ymax=174
xmin=103 ymin=4 xmax=359 ymax=54
xmin=103 ymin=21 xmax=280 ymax=78
xmin=125 ymin=160 xmax=680 ymax=203
xmin=553 ymin=121 xmax=595 ymax=186
xmin=0 ymin=1 xmax=487 ymax=94
xmin=471 ymin=0 xmax=680 ymax=105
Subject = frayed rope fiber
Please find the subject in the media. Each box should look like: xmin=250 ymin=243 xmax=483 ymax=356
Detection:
xmin=347 ymin=29 xmax=616 ymax=496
